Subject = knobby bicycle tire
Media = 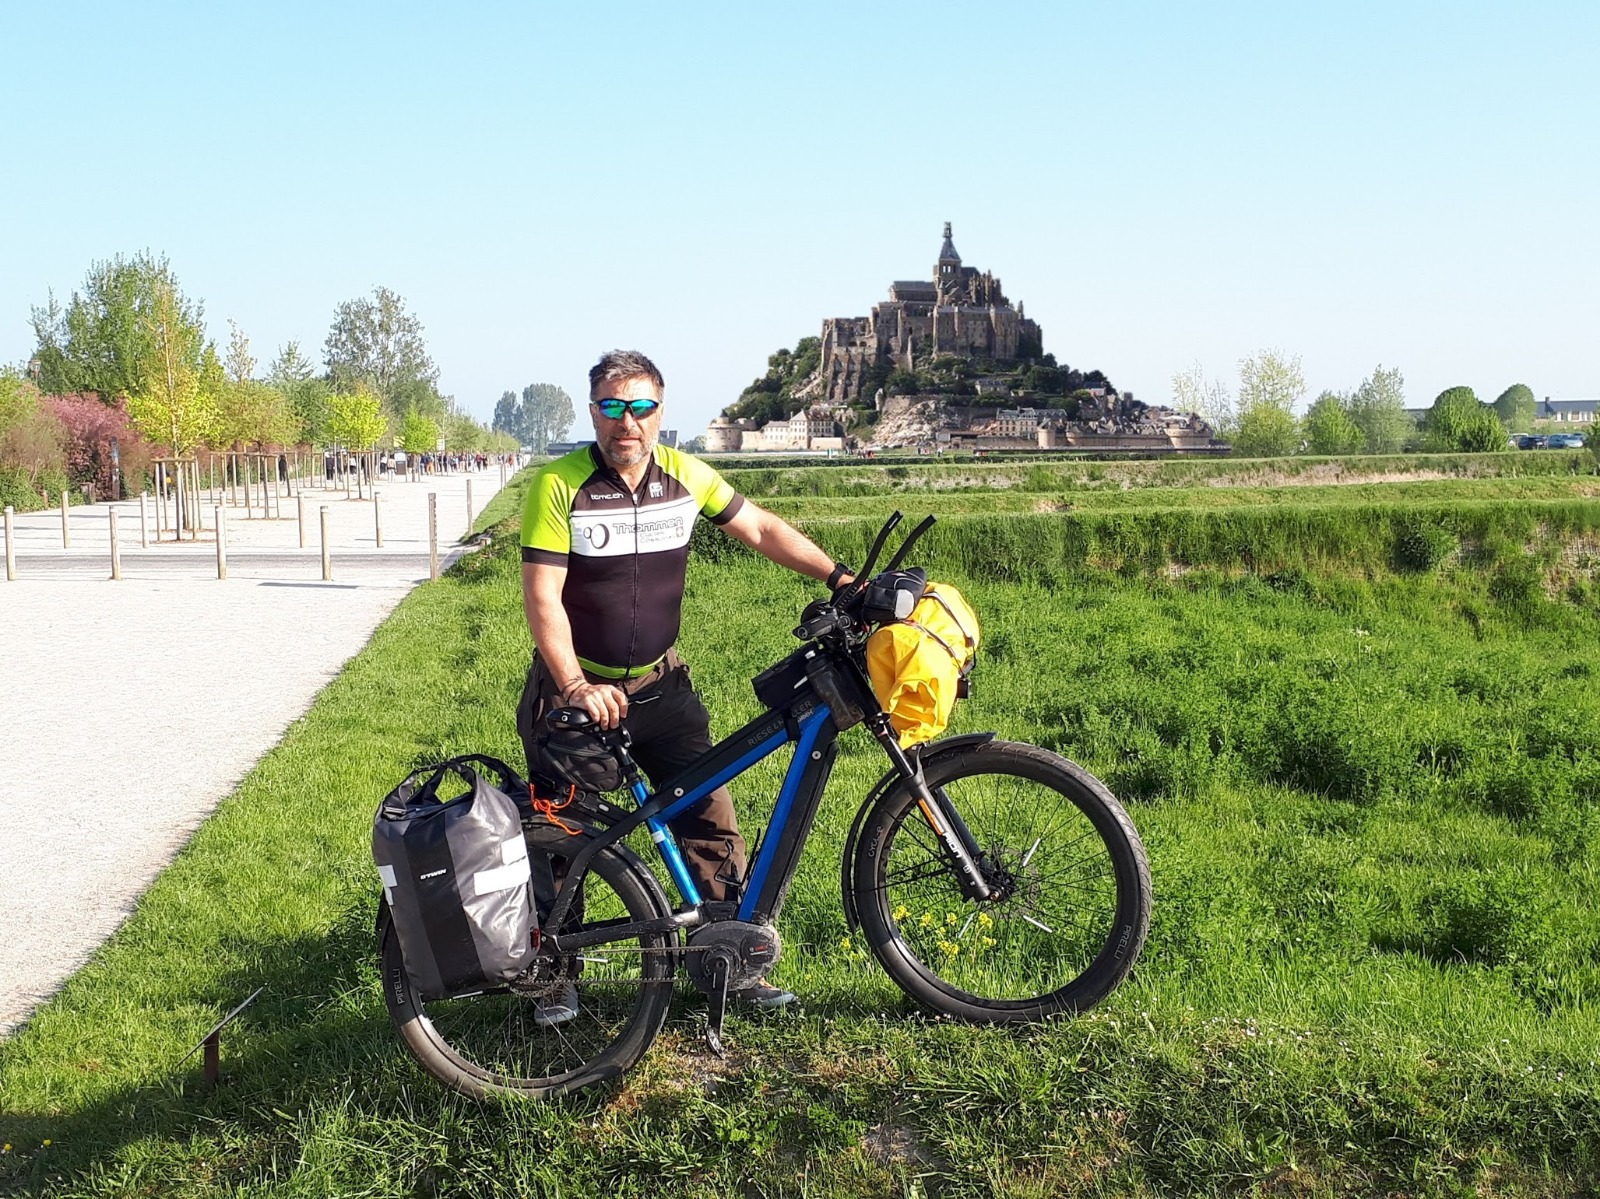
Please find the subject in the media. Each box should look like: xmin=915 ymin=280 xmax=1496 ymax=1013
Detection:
xmin=381 ymin=823 xmax=676 ymax=1100
xmin=852 ymin=740 xmax=1151 ymax=1022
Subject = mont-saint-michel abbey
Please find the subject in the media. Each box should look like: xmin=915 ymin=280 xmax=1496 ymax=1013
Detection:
xmin=818 ymin=222 xmax=1042 ymax=404
xmin=705 ymin=224 xmax=1218 ymax=455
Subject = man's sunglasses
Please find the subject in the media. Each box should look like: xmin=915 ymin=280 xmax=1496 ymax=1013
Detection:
xmin=594 ymin=398 xmax=661 ymax=420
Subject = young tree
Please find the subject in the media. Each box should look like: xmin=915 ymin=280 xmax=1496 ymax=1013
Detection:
xmin=0 ymin=365 xmax=35 ymax=434
xmin=1424 ymin=386 xmax=1506 ymax=452
xmin=1348 ymin=365 xmax=1411 ymax=454
xmin=267 ymin=341 xmax=316 ymax=386
xmin=444 ymin=409 xmax=483 ymax=452
xmin=224 ymin=320 xmax=257 ymax=385
xmin=1231 ymin=349 xmax=1304 ymax=457
xmin=216 ymin=381 xmax=297 ymax=450
xmin=125 ymin=279 xmax=221 ymax=454
xmin=1171 ymin=361 xmax=1233 ymax=436
xmin=1492 ymin=383 xmax=1536 ymax=432
xmin=399 ymin=409 xmax=440 ymax=455
xmin=267 ymin=342 xmax=326 ymax=444
xmin=1302 ymin=391 xmax=1366 ymax=455
xmin=325 ymin=388 xmax=388 ymax=452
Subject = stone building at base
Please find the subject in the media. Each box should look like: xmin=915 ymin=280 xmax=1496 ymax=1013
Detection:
xmin=705 ymin=410 xmax=844 ymax=453
xmin=819 ymin=223 xmax=1042 ymax=404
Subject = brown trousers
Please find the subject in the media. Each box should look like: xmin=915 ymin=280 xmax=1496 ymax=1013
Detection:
xmin=516 ymin=649 xmax=747 ymax=902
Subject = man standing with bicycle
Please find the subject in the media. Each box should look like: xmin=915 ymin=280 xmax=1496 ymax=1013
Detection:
xmin=516 ymin=349 xmax=853 ymax=1021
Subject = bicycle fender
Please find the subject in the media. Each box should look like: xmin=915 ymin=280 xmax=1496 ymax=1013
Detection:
xmin=839 ymin=731 xmax=996 ymax=932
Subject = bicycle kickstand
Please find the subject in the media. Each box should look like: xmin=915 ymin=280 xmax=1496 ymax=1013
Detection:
xmin=705 ymin=959 xmax=729 ymax=1059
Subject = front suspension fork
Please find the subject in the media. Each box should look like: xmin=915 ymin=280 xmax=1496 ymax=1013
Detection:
xmin=869 ymin=716 xmax=992 ymax=902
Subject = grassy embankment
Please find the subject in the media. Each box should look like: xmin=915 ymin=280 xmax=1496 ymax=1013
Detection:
xmin=721 ymin=449 xmax=1594 ymax=498
xmin=3 ymin=464 xmax=1600 ymax=1196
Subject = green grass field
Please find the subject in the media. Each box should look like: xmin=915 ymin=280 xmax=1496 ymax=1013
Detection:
xmin=4 ymin=463 xmax=1599 ymax=1197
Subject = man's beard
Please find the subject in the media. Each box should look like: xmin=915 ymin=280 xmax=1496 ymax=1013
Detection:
xmin=598 ymin=433 xmax=654 ymax=469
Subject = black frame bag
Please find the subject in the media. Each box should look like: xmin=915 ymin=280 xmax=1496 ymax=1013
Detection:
xmin=373 ymin=755 xmax=536 ymax=999
xmin=529 ymin=718 xmax=624 ymax=795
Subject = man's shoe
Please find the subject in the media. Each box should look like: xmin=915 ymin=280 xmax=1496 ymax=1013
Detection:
xmin=727 ymin=980 xmax=797 ymax=1008
xmin=532 ymin=982 xmax=579 ymax=1027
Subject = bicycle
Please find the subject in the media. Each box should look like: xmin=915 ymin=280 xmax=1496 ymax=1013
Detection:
xmin=379 ymin=513 xmax=1152 ymax=1099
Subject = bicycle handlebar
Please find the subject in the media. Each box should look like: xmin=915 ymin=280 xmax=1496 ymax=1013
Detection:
xmin=793 ymin=605 xmax=852 ymax=641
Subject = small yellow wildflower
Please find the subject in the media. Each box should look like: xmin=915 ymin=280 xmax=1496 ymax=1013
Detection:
xmin=977 ymin=912 xmax=994 ymax=929
xmin=945 ymin=912 xmax=958 ymax=926
xmin=892 ymin=904 xmax=910 ymax=921
xmin=919 ymin=912 xmax=934 ymax=928
xmin=937 ymin=940 xmax=961 ymax=956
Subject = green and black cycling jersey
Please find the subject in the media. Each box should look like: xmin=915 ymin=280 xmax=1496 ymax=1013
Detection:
xmin=520 ymin=443 xmax=744 ymax=678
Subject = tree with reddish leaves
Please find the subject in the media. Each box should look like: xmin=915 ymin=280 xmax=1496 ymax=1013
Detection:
xmin=44 ymin=393 xmax=152 ymax=498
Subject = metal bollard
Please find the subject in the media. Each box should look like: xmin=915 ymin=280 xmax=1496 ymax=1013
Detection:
xmin=297 ymin=495 xmax=306 ymax=548
xmin=3 ymin=506 xmax=14 ymax=581
xmin=373 ymin=490 xmax=383 ymax=547
xmin=428 ymin=493 xmax=438 ymax=581
xmin=140 ymin=492 xmax=150 ymax=548
xmin=61 ymin=489 xmax=70 ymax=548
xmin=109 ymin=509 xmax=122 ymax=580
xmin=320 ymin=506 xmax=331 ymax=581
xmin=466 ymin=479 xmax=474 ymax=533
xmin=215 ymin=507 xmax=227 ymax=580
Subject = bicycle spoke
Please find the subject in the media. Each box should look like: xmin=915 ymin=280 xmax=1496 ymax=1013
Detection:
xmin=867 ymin=753 xmax=1136 ymax=1007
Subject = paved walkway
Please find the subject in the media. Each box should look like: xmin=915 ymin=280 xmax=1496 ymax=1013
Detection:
xmin=0 ymin=466 xmax=521 ymax=1035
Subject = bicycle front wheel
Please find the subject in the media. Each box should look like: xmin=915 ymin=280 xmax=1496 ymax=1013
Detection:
xmin=852 ymin=740 xmax=1150 ymax=1022
xmin=381 ymin=824 xmax=675 ymax=1100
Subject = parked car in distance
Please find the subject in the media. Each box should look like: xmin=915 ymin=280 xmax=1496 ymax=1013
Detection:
xmin=1546 ymin=433 xmax=1587 ymax=449
xmin=1511 ymin=434 xmax=1545 ymax=449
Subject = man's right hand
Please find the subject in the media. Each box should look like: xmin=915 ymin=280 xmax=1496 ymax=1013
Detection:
xmin=563 ymin=680 xmax=629 ymax=729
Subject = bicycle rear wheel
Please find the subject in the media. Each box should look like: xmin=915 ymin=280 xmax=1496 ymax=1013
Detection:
xmin=852 ymin=740 xmax=1150 ymax=1022
xmin=381 ymin=824 xmax=675 ymax=1099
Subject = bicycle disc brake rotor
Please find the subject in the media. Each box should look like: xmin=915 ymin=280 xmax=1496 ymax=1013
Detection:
xmin=976 ymin=844 xmax=1035 ymax=908
xmin=684 ymin=920 xmax=782 ymax=992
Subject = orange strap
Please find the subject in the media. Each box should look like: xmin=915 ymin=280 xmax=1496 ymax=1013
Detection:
xmin=532 ymin=783 xmax=585 ymax=836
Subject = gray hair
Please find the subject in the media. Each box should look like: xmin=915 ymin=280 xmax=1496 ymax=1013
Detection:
xmin=588 ymin=350 xmax=664 ymax=401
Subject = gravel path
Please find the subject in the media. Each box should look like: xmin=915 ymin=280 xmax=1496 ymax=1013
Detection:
xmin=0 ymin=468 xmax=517 ymax=1035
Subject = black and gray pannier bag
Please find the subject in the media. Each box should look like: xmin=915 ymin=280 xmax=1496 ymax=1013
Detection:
xmin=373 ymin=755 xmax=537 ymax=999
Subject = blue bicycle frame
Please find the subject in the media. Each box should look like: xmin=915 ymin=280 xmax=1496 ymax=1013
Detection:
xmin=626 ymin=704 xmax=835 ymax=919
xmin=542 ymin=680 xmax=843 ymax=934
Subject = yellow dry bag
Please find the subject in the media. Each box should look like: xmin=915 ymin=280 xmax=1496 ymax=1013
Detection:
xmin=865 ymin=582 xmax=980 ymax=747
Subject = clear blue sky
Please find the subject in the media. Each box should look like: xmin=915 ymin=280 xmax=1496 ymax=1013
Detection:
xmin=3 ymin=1 xmax=1596 ymax=438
